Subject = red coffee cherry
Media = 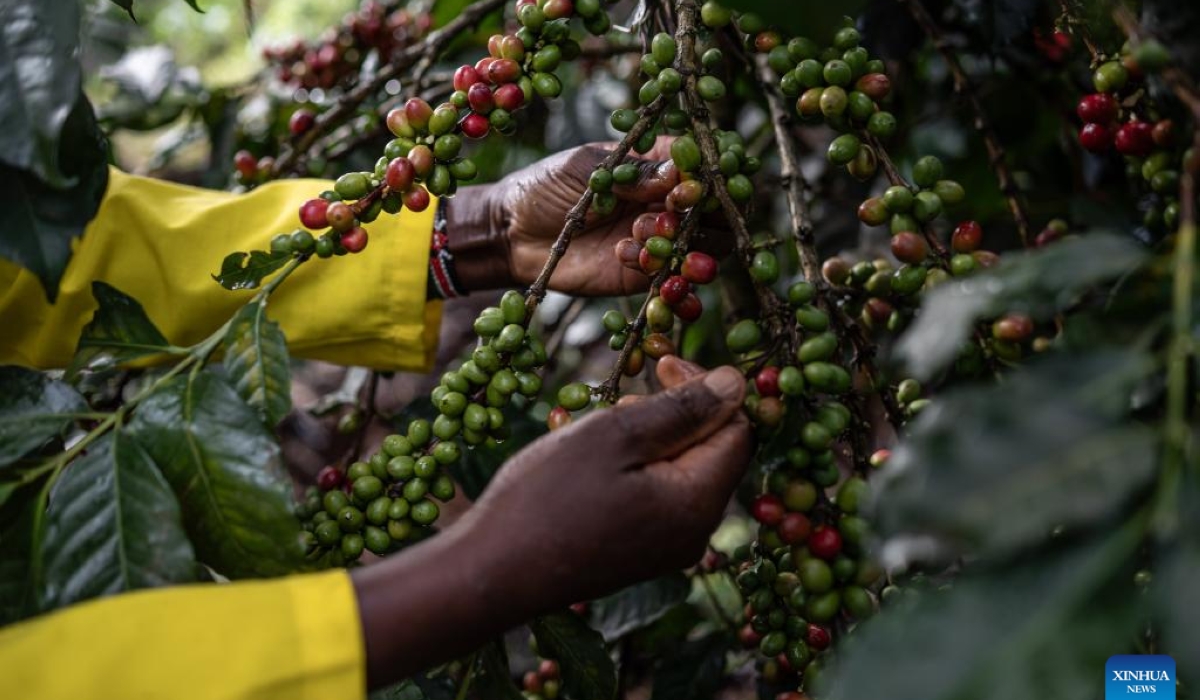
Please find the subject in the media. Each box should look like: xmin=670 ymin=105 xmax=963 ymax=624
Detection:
xmin=385 ymin=157 xmax=416 ymax=192
xmin=869 ymin=449 xmax=890 ymax=468
xmin=1075 ymin=93 xmax=1118 ymax=124
xmin=547 ymin=406 xmax=573 ymax=431
xmin=461 ymin=113 xmax=490 ymax=139
xmin=233 ymin=150 xmax=258 ymax=178
xmin=739 ymin=624 xmax=763 ymax=649
xmin=404 ymin=98 xmax=433 ymax=131
xmin=807 ymin=526 xmax=843 ymax=560
xmin=673 ymin=293 xmax=703 ymax=322
xmin=523 ymin=672 xmax=542 ymax=694
xmin=543 ymin=0 xmax=574 ymax=20
xmin=639 ymin=247 xmax=666 ymax=274
xmin=660 ymin=275 xmax=691 ymax=305
xmin=972 ymin=250 xmax=1001 ymax=268
xmin=467 ymin=83 xmax=496 ymax=114
xmin=755 ymin=366 xmax=781 ymax=397
xmin=855 ymin=73 xmax=891 ymax=101
xmin=453 ymin=65 xmax=482 ymax=92
xmin=777 ymin=512 xmax=812 ymax=545
xmin=806 ymin=623 xmax=831 ymax=650
xmin=326 ymin=202 xmax=356 ymax=232
xmin=992 ymin=313 xmax=1034 ymax=342
xmin=681 ymin=252 xmax=718 ymax=284
xmin=538 ymin=659 xmax=560 ymax=681
xmin=1114 ymin=121 xmax=1155 ymax=157
xmin=316 ymin=465 xmax=343 ymax=491
xmin=951 ymin=220 xmax=983 ymax=253
xmin=340 ymin=226 xmax=369 ymax=253
xmin=289 ymin=109 xmax=316 ymax=136
xmin=1152 ymin=119 xmax=1175 ymax=147
xmin=752 ymin=494 xmax=786 ymax=526
xmin=655 ymin=211 xmax=680 ymax=239
xmin=1078 ymin=123 xmax=1113 ymax=152
xmin=403 ymin=187 xmax=432 ymax=212
xmin=487 ymin=58 xmax=521 ymax=84
xmin=890 ymin=231 xmax=928 ymax=263
xmin=494 ymin=83 xmax=525 ymax=111
xmin=299 ymin=198 xmax=330 ymax=230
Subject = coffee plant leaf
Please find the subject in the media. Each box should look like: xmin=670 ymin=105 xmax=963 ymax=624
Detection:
xmin=107 ymin=0 xmax=135 ymax=19
xmin=650 ymin=632 xmax=730 ymax=700
xmin=530 ymin=612 xmax=617 ymax=700
xmin=0 ymin=475 xmax=50 ymax=625
xmin=223 ymin=302 xmax=292 ymax=427
xmin=213 ymin=250 xmax=291 ymax=291
xmin=823 ymin=527 xmax=1143 ymax=700
xmin=432 ymin=0 xmax=503 ymax=53
xmin=476 ymin=639 xmax=526 ymax=700
xmin=370 ymin=679 xmax=438 ymax=700
xmin=0 ymin=0 xmax=84 ymax=186
xmin=589 ymin=574 xmax=692 ymax=642
xmin=0 ymin=93 xmax=110 ymax=302
xmin=39 ymin=431 xmax=196 ymax=612
xmin=897 ymin=234 xmax=1147 ymax=381
xmin=719 ymin=0 xmax=868 ymax=44
xmin=877 ymin=351 xmax=1158 ymax=563
xmin=66 ymin=282 xmax=175 ymax=380
xmin=127 ymin=371 xmax=305 ymax=578
xmin=0 ymin=366 xmax=88 ymax=470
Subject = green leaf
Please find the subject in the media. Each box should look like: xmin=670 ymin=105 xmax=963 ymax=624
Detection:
xmin=897 ymin=235 xmax=1147 ymax=381
xmin=0 ymin=93 xmax=110 ymax=301
xmin=108 ymin=0 xmax=135 ymax=18
xmin=223 ymin=302 xmax=292 ymax=427
xmin=369 ymin=679 xmax=433 ymax=700
xmin=0 ymin=366 xmax=87 ymax=469
xmin=66 ymin=282 xmax=175 ymax=380
xmin=0 ymin=475 xmax=50 ymax=625
xmin=823 ymin=527 xmax=1145 ymax=700
xmin=0 ymin=0 xmax=83 ymax=186
xmin=212 ymin=250 xmax=291 ymax=291
xmin=39 ymin=431 xmax=195 ymax=611
xmin=476 ymin=640 xmax=526 ymax=700
xmin=718 ymin=0 xmax=867 ymax=44
xmin=530 ymin=612 xmax=617 ymax=700
xmin=589 ymin=574 xmax=692 ymax=642
xmin=650 ymin=632 xmax=730 ymax=700
xmin=878 ymin=351 xmax=1158 ymax=562
xmin=127 ymin=372 xmax=304 ymax=578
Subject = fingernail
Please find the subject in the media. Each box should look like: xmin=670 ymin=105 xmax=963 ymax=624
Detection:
xmin=703 ymin=367 xmax=743 ymax=401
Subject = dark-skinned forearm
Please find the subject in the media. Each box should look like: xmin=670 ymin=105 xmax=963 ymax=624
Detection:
xmin=350 ymin=518 xmax=537 ymax=690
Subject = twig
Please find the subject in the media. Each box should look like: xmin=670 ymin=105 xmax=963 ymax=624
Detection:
xmin=599 ymin=206 xmax=704 ymax=402
xmin=675 ymin=0 xmax=791 ymax=349
xmin=1056 ymin=0 xmax=1102 ymax=63
xmin=866 ymin=134 xmax=951 ymax=259
xmin=271 ymin=0 xmax=508 ymax=177
xmin=898 ymin=0 xmax=1033 ymax=247
xmin=522 ymin=95 xmax=670 ymax=317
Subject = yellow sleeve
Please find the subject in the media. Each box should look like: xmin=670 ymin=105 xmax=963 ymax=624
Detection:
xmin=0 ymin=168 xmax=442 ymax=372
xmin=0 ymin=570 xmax=365 ymax=700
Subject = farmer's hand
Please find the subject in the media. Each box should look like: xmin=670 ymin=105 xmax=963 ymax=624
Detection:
xmin=445 ymin=139 xmax=679 ymax=295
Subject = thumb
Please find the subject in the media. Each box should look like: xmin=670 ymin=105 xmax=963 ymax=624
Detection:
xmin=600 ymin=366 xmax=746 ymax=467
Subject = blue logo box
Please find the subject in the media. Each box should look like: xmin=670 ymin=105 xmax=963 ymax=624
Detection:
xmin=1106 ymin=655 xmax=1175 ymax=698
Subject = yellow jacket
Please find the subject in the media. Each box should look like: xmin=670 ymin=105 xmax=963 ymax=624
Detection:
xmin=0 ymin=170 xmax=446 ymax=699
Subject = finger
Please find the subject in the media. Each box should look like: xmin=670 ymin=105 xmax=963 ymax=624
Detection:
xmin=598 ymin=366 xmax=746 ymax=467
xmin=648 ymin=413 xmax=753 ymax=501
xmin=617 ymin=395 xmax=645 ymax=407
xmin=656 ymin=356 xmax=705 ymax=389
xmin=612 ymin=160 xmax=679 ymax=203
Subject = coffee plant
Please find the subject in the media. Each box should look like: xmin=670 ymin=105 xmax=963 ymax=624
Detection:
xmin=2 ymin=0 xmax=1199 ymax=698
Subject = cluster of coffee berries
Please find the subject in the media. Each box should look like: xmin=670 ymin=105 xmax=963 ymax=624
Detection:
xmin=732 ymin=10 xmax=895 ymax=180
xmin=297 ymin=431 xmax=455 ymax=564
xmin=734 ymin=479 xmax=881 ymax=690
xmin=299 ymin=291 xmax=548 ymax=562
xmin=233 ymin=150 xmax=277 ymax=186
xmin=858 ymin=156 xmax=966 ymax=235
xmin=519 ymin=658 xmax=561 ymax=700
xmin=1076 ymin=41 xmax=1190 ymax=234
xmin=262 ymin=1 xmax=431 ymax=91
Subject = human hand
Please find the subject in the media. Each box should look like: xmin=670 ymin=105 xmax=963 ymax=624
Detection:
xmin=460 ymin=356 xmax=752 ymax=614
xmin=445 ymin=139 xmax=679 ymax=295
